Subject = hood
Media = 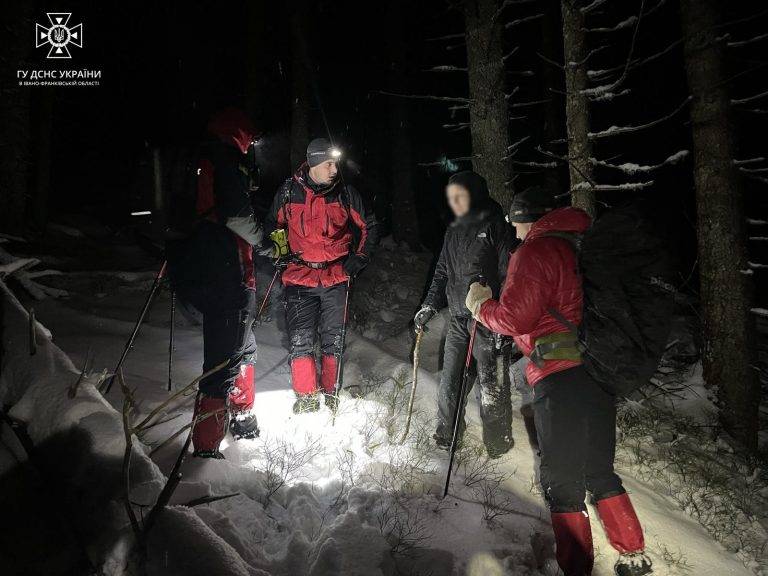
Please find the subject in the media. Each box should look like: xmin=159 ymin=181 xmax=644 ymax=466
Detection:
xmin=454 ymin=197 xmax=504 ymax=227
xmin=207 ymin=107 xmax=257 ymax=155
xmin=448 ymin=171 xmax=490 ymax=212
xmin=526 ymin=207 xmax=591 ymax=241
xmin=294 ymin=162 xmax=339 ymax=196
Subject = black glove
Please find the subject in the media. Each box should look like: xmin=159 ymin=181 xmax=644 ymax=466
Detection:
xmin=343 ymin=253 xmax=369 ymax=277
xmin=413 ymin=305 xmax=436 ymax=332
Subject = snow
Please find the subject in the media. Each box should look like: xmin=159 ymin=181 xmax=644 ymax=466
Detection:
xmin=1 ymin=238 xmax=766 ymax=575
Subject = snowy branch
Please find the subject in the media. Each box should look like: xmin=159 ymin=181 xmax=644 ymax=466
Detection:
xmin=505 ymin=13 xmax=544 ymax=29
xmin=0 ymin=246 xmax=67 ymax=299
xmin=590 ymin=150 xmax=689 ymax=174
xmin=727 ymin=32 xmax=768 ymax=48
xmin=377 ymin=90 xmax=470 ymax=103
xmin=572 ymin=180 xmax=655 ymax=191
xmin=585 ymin=16 xmax=638 ymax=33
xmin=733 ymin=157 xmax=766 ymax=166
xmin=589 ymin=88 xmax=632 ymax=102
xmin=588 ymin=97 xmax=691 ymax=139
xmin=581 ymin=0 xmax=611 ymax=15
xmin=732 ymin=89 xmax=768 ymax=105
xmin=425 ymin=32 xmax=465 ymax=42
xmin=426 ymin=65 xmax=468 ymax=73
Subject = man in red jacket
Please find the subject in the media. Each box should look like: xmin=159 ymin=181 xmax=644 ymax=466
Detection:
xmin=465 ymin=186 xmax=652 ymax=576
xmin=266 ymin=138 xmax=378 ymax=413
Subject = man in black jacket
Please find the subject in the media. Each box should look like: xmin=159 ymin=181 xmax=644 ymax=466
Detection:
xmin=166 ymin=107 xmax=262 ymax=458
xmin=414 ymin=171 xmax=515 ymax=458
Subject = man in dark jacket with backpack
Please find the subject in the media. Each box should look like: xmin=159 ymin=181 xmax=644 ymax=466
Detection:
xmin=166 ymin=107 xmax=262 ymax=458
xmin=265 ymin=138 xmax=378 ymax=413
xmin=414 ymin=171 xmax=515 ymax=459
xmin=465 ymin=186 xmax=652 ymax=576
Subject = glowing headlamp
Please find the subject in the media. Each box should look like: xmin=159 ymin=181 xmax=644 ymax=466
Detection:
xmin=329 ymin=147 xmax=342 ymax=159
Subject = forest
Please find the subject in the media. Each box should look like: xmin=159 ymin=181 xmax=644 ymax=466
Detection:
xmin=0 ymin=1 xmax=767 ymax=575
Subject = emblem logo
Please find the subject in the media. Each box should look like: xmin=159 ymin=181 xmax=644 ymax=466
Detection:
xmin=36 ymin=13 xmax=83 ymax=59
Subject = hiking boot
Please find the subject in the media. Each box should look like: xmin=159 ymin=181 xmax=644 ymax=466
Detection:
xmin=292 ymin=393 xmax=320 ymax=414
xmin=615 ymin=553 xmax=653 ymax=576
xmin=323 ymin=392 xmax=339 ymax=413
xmin=230 ymin=412 xmax=260 ymax=440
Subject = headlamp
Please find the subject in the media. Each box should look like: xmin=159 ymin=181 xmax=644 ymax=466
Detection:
xmin=330 ymin=147 xmax=342 ymax=159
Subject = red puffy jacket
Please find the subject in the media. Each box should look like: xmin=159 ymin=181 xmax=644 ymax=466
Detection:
xmin=267 ymin=164 xmax=378 ymax=288
xmin=478 ymin=207 xmax=591 ymax=386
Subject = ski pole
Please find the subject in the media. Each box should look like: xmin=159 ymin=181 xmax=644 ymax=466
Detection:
xmin=101 ymin=261 xmax=167 ymax=395
xmin=331 ymin=278 xmax=352 ymax=425
xmin=398 ymin=328 xmax=424 ymax=444
xmin=167 ymin=290 xmax=176 ymax=391
xmin=442 ymin=276 xmax=486 ymax=499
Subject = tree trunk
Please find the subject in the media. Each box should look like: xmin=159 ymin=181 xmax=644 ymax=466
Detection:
xmin=289 ymin=1 xmax=311 ymax=170
xmin=387 ymin=0 xmax=420 ymax=249
xmin=679 ymin=0 xmax=758 ymax=449
xmin=560 ymin=0 xmax=595 ymax=216
xmin=0 ymin=2 xmax=34 ymax=234
xmin=539 ymin=1 xmax=564 ymax=194
xmin=463 ymin=0 xmax=514 ymax=208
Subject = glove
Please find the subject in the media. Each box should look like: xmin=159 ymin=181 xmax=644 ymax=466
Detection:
xmin=343 ymin=253 xmax=369 ymax=277
xmin=413 ymin=305 xmax=436 ymax=332
xmin=465 ymin=282 xmax=492 ymax=318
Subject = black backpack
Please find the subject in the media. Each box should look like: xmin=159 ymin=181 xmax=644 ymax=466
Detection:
xmin=163 ymin=142 xmax=206 ymax=238
xmin=551 ymin=203 xmax=676 ymax=397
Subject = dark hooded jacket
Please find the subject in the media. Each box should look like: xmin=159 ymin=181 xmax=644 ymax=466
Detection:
xmin=424 ymin=172 xmax=514 ymax=317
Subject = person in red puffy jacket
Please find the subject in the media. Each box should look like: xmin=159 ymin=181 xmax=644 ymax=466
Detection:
xmin=265 ymin=138 xmax=378 ymax=414
xmin=465 ymin=186 xmax=652 ymax=576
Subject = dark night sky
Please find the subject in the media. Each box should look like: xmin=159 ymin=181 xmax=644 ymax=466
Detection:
xmin=25 ymin=0 xmax=768 ymax=302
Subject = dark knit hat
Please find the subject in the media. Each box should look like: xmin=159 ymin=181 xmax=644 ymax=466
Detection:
xmin=306 ymin=138 xmax=341 ymax=167
xmin=448 ymin=171 xmax=489 ymax=210
xmin=508 ymin=185 xmax=557 ymax=223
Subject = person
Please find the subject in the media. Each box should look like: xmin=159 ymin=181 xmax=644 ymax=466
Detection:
xmin=166 ymin=107 xmax=262 ymax=459
xmin=465 ymin=186 xmax=653 ymax=576
xmin=413 ymin=171 xmax=515 ymax=459
xmin=265 ymin=138 xmax=378 ymax=413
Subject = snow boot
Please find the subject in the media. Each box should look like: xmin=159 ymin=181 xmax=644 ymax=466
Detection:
xmin=550 ymin=510 xmax=594 ymax=576
xmin=596 ymin=493 xmax=645 ymax=554
xmin=293 ymin=393 xmax=320 ymax=414
xmin=230 ymin=412 xmax=260 ymax=440
xmin=323 ymin=392 xmax=339 ymax=413
xmin=614 ymin=553 xmax=653 ymax=576
xmin=192 ymin=394 xmax=229 ymax=459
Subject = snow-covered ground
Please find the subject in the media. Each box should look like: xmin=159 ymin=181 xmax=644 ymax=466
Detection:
xmin=1 ymin=236 xmax=766 ymax=576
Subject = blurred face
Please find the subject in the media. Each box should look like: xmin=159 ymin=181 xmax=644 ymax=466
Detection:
xmin=513 ymin=221 xmax=534 ymax=241
xmin=308 ymin=160 xmax=338 ymax=185
xmin=446 ymin=183 xmax=471 ymax=217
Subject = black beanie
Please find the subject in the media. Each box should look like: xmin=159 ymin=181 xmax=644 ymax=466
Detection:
xmin=448 ymin=171 xmax=490 ymax=210
xmin=306 ymin=138 xmax=338 ymax=167
xmin=508 ymin=185 xmax=557 ymax=223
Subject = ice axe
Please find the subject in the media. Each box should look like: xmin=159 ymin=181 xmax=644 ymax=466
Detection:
xmin=398 ymin=328 xmax=424 ymax=445
xmin=441 ymin=276 xmax=486 ymax=499
xmin=330 ymin=278 xmax=352 ymax=426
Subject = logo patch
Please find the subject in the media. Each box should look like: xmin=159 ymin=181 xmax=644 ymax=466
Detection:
xmin=36 ymin=13 xmax=83 ymax=59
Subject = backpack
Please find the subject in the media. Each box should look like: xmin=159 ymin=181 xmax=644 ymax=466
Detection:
xmin=163 ymin=142 xmax=206 ymax=238
xmin=551 ymin=202 xmax=676 ymax=397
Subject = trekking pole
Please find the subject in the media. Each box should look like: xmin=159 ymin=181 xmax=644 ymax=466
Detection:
xmin=101 ymin=261 xmax=167 ymax=395
xmin=442 ymin=276 xmax=486 ymax=499
xmin=398 ymin=328 xmax=424 ymax=445
xmin=331 ymin=278 xmax=352 ymax=426
xmin=167 ymin=290 xmax=176 ymax=391
xmin=256 ymin=268 xmax=280 ymax=322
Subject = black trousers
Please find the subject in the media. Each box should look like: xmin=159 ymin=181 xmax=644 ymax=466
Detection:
xmin=534 ymin=365 xmax=624 ymax=513
xmin=436 ymin=315 xmax=513 ymax=452
xmin=284 ymin=283 xmax=347 ymax=359
xmin=179 ymin=285 xmax=257 ymax=399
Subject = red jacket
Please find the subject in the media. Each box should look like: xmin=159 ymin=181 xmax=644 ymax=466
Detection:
xmin=267 ymin=164 xmax=378 ymax=287
xmin=478 ymin=207 xmax=591 ymax=386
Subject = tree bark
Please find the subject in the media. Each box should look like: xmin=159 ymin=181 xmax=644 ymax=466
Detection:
xmin=463 ymin=0 xmax=514 ymax=208
xmin=0 ymin=2 xmax=34 ymax=234
xmin=679 ymin=0 xmax=758 ymax=449
xmin=387 ymin=0 xmax=420 ymax=249
xmin=289 ymin=1 xmax=311 ymax=170
xmin=560 ymin=0 xmax=595 ymax=216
